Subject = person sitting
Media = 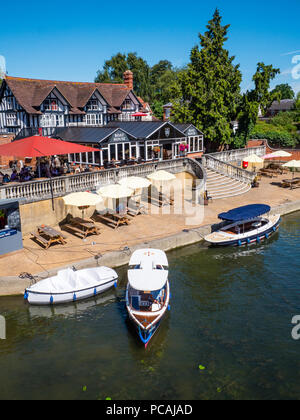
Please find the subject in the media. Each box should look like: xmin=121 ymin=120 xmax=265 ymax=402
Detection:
xmin=20 ymin=167 xmax=32 ymax=182
xmin=10 ymin=170 xmax=19 ymax=182
xmin=51 ymin=166 xmax=59 ymax=177
xmin=2 ymin=174 xmax=11 ymax=183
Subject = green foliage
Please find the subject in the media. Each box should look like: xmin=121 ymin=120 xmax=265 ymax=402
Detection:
xmin=248 ymin=63 xmax=281 ymax=112
xmin=95 ymin=55 xmax=180 ymax=114
xmin=150 ymin=100 xmax=164 ymax=120
xmin=170 ymin=9 xmax=242 ymax=147
xmin=296 ymin=92 xmax=300 ymax=111
xmin=271 ymin=83 xmax=295 ymax=100
xmin=235 ymin=63 xmax=281 ymax=147
xmin=250 ymin=115 xmax=299 ymax=148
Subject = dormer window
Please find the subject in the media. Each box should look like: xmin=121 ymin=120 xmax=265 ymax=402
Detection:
xmin=44 ymin=99 xmax=58 ymax=111
xmin=86 ymin=99 xmax=99 ymax=111
xmin=6 ymin=97 xmax=14 ymax=110
xmin=122 ymin=99 xmax=133 ymax=110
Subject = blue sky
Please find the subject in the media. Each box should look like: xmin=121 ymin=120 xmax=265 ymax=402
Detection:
xmin=0 ymin=0 xmax=299 ymax=94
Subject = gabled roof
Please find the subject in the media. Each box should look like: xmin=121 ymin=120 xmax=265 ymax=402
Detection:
xmin=54 ymin=126 xmax=137 ymax=144
xmin=3 ymin=76 xmax=138 ymax=115
xmin=173 ymin=123 xmax=203 ymax=135
xmin=107 ymin=121 xmax=186 ymax=139
xmin=268 ymin=99 xmax=295 ymax=112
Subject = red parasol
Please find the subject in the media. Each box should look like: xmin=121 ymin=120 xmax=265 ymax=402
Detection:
xmin=131 ymin=113 xmax=148 ymax=117
xmin=0 ymin=135 xmax=99 ymax=157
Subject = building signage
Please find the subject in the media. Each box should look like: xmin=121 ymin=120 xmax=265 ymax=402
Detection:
xmin=165 ymin=127 xmax=171 ymax=138
xmin=186 ymin=127 xmax=198 ymax=136
xmin=109 ymin=130 xmax=129 ymax=143
xmin=0 ymin=229 xmax=17 ymax=239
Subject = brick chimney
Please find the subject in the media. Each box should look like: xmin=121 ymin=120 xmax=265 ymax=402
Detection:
xmin=123 ymin=70 xmax=133 ymax=90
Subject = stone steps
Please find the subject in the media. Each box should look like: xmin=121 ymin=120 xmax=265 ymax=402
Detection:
xmin=205 ymin=169 xmax=251 ymax=200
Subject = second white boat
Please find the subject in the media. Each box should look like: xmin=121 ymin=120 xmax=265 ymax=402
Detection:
xmin=24 ymin=266 xmax=118 ymax=305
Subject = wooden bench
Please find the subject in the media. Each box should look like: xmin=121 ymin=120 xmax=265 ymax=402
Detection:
xmin=31 ymin=226 xmax=67 ymax=249
xmin=62 ymin=220 xmax=100 ymax=238
xmin=31 ymin=232 xmax=51 ymax=249
xmin=94 ymin=213 xmax=130 ymax=229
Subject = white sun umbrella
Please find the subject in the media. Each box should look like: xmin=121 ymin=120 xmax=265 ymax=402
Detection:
xmin=243 ymin=154 xmax=264 ymax=163
xmin=118 ymin=176 xmax=152 ymax=190
xmin=282 ymin=160 xmax=300 ymax=179
xmin=243 ymin=154 xmax=264 ymax=172
xmin=97 ymin=184 xmax=134 ymax=214
xmin=118 ymin=177 xmax=152 ymax=205
xmin=266 ymin=150 xmax=292 ymax=159
xmin=63 ymin=191 xmax=103 ymax=219
xmin=97 ymin=184 xmax=134 ymax=199
xmin=147 ymin=170 xmax=176 ymax=182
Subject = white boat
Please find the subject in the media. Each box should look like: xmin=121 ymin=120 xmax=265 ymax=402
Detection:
xmin=24 ymin=266 xmax=118 ymax=305
xmin=204 ymin=204 xmax=281 ymax=247
xmin=126 ymin=249 xmax=170 ymax=348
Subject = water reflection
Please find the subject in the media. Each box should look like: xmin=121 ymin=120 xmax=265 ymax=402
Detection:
xmin=27 ymin=292 xmax=117 ymax=320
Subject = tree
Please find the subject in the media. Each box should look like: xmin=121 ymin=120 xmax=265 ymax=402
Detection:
xmin=296 ymin=92 xmax=300 ymax=110
xmin=95 ymin=54 xmax=182 ymax=114
xmin=271 ymin=83 xmax=295 ymax=100
xmin=248 ymin=63 xmax=281 ymax=112
xmin=95 ymin=53 xmax=128 ymax=83
xmin=170 ymin=9 xmax=242 ymax=149
xmin=234 ymin=62 xmax=281 ymax=147
xmin=95 ymin=52 xmax=152 ymax=102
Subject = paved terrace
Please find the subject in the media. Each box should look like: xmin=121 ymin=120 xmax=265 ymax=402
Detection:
xmin=0 ymin=172 xmax=299 ymax=282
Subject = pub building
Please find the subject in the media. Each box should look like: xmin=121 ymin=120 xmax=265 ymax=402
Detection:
xmin=54 ymin=122 xmax=204 ymax=168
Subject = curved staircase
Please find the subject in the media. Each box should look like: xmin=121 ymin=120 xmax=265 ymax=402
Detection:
xmin=205 ymin=168 xmax=252 ymax=200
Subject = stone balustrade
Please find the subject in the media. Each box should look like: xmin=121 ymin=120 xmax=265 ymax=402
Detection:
xmin=202 ymin=154 xmax=256 ymax=184
xmin=206 ymin=145 xmax=266 ymax=163
xmin=0 ymin=158 xmax=205 ymax=204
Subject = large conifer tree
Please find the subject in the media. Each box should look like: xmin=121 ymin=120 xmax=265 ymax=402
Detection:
xmin=171 ymin=9 xmax=242 ymax=148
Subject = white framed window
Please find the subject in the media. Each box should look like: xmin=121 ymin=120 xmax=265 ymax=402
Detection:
xmin=6 ymin=97 xmax=14 ymax=110
xmin=44 ymin=99 xmax=58 ymax=111
xmin=83 ymin=114 xmax=102 ymax=125
xmin=39 ymin=114 xmax=64 ymax=127
xmin=6 ymin=113 xmax=17 ymax=126
xmin=86 ymin=100 xmax=100 ymax=111
xmin=122 ymin=99 xmax=133 ymax=110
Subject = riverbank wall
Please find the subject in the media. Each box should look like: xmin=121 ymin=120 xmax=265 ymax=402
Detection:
xmin=1 ymin=199 xmax=300 ymax=296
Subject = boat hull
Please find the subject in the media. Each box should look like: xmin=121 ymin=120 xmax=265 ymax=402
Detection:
xmin=205 ymin=215 xmax=281 ymax=247
xmin=126 ymin=281 xmax=170 ymax=348
xmin=25 ymin=277 xmax=118 ymax=306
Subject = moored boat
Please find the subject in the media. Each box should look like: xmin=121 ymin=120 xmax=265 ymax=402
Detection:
xmin=126 ymin=249 xmax=170 ymax=348
xmin=204 ymin=204 xmax=280 ymax=247
xmin=24 ymin=266 xmax=118 ymax=305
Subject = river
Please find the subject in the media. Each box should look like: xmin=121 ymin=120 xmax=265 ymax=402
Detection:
xmin=0 ymin=212 xmax=299 ymax=400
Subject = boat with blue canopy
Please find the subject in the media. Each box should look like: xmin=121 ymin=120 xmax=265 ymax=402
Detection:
xmin=204 ymin=204 xmax=281 ymax=247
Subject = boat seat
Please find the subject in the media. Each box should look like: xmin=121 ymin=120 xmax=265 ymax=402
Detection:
xmin=131 ymin=296 xmax=140 ymax=310
xmin=151 ymin=303 xmax=161 ymax=312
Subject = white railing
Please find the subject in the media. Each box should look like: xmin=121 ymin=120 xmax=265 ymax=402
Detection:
xmin=0 ymin=158 xmax=205 ymax=203
xmin=202 ymin=155 xmax=256 ymax=184
xmin=206 ymin=145 xmax=266 ymax=163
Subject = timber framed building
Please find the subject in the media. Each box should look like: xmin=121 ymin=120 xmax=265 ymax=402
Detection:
xmin=0 ymin=71 xmax=151 ymax=137
xmin=0 ymin=73 xmax=204 ymax=166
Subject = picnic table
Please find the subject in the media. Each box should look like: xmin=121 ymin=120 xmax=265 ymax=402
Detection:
xmin=94 ymin=212 xmax=131 ymax=229
xmin=259 ymin=168 xmax=279 ymax=178
xmin=63 ymin=217 xmax=100 ymax=238
xmin=281 ymin=178 xmax=300 ymax=189
xmin=31 ymin=225 xmax=67 ymax=249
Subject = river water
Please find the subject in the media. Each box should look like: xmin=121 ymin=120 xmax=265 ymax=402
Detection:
xmin=0 ymin=212 xmax=299 ymax=400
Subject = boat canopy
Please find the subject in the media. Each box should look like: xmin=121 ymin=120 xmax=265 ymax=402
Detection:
xmin=128 ymin=249 xmax=168 ymax=291
xmin=218 ymin=204 xmax=271 ymax=222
